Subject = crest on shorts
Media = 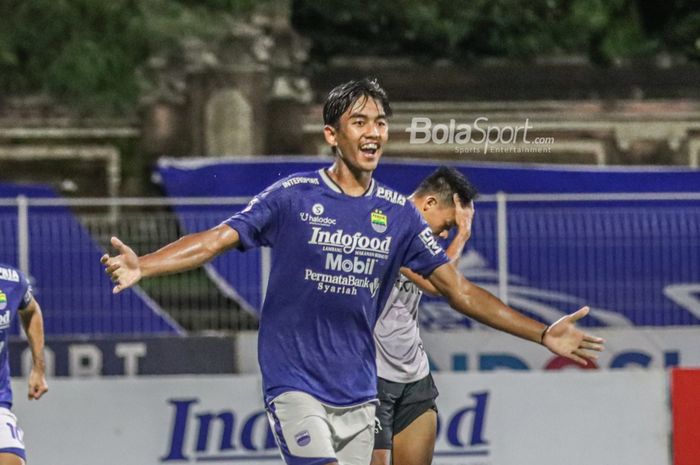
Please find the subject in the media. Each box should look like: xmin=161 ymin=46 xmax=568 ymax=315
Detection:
xmin=295 ymin=430 xmax=311 ymax=447
xmin=370 ymin=209 xmax=388 ymax=233
xmin=0 ymin=290 xmax=6 ymax=311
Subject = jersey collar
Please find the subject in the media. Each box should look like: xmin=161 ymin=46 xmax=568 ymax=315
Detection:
xmin=318 ymin=169 xmax=376 ymax=197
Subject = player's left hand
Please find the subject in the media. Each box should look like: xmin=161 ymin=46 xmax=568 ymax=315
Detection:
xmin=542 ymin=306 xmax=605 ymax=365
xmin=28 ymin=367 xmax=48 ymax=400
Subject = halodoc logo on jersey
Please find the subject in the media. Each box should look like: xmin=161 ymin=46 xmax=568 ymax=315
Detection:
xmin=0 ymin=291 xmax=6 ymax=310
xmin=300 ymin=203 xmax=337 ymax=227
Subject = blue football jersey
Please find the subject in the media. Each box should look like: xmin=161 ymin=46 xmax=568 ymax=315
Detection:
xmin=0 ymin=264 xmax=32 ymax=409
xmin=225 ymin=169 xmax=449 ymax=406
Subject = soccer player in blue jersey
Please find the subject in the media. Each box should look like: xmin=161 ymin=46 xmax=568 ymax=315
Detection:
xmin=101 ymin=78 xmax=604 ymax=465
xmin=0 ymin=263 xmax=48 ymax=465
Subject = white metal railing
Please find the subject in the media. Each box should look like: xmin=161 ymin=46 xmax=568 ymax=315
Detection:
xmin=2 ymin=193 xmax=699 ymax=332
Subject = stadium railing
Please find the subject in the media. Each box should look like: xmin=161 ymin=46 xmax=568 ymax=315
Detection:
xmin=1 ymin=193 xmax=699 ymax=334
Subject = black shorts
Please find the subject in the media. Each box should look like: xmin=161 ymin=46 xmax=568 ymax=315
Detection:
xmin=374 ymin=373 xmax=439 ymax=450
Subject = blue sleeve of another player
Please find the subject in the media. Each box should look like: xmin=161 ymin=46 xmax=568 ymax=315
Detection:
xmin=401 ymin=207 xmax=450 ymax=278
xmin=223 ymin=182 xmax=285 ymax=251
xmin=18 ymin=271 xmax=33 ymax=310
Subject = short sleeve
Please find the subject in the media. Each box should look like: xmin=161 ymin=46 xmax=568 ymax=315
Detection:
xmin=18 ymin=271 xmax=33 ymax=310
xmin=401 ymin=207 xmax=450 ymax=278
xmin=223 ymin=181 xmax=285 ymax=251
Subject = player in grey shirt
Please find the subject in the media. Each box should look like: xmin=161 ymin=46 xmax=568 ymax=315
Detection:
xmin=373 ymin=167 xmax=476 ymax=465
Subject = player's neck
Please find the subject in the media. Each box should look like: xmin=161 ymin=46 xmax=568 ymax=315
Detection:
xmin=326 ymin=161 xmax=373 ymax=197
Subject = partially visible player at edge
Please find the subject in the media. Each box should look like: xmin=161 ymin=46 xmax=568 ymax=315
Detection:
xmin=372 ymin=167 xmax=477 ymax=465
xmin=101 ymin=78 xmax=604 ymax=465
xmin=0 ymin=263 xmax=48 ymax=465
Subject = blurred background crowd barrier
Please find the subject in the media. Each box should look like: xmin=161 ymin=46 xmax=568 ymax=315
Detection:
xmin=2 ymin=158 xmax=699 ymax=336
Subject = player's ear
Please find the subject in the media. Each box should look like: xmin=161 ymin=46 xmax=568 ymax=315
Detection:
xmin=323 ymin=125 xmax=338 ymax=147
xmin=424 ymin=196 xmax=438 ymax=211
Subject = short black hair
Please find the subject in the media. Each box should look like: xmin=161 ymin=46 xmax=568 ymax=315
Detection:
xmin=414 ymin=166 xmax=478 ymax=206
xmin=323 ymin=78 xmax=392 ymax=128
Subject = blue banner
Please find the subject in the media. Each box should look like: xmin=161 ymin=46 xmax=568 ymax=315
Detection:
xmin=0 ymin=183 xmax=182 ymax=335
xmin=157 ymin=157 xmax=700 ymax=327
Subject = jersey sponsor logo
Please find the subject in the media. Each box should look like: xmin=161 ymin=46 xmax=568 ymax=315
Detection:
xmin=309 ymin=227 xmax=392 ymax=255
xmin=0 ymin=267 xmax=19 ymax=283
xmin=370 ymin=209 xmax=388 ymax=233
xmin=299 ymin=211 xmax=337 ymax=227
xmin=376 ymin=186 xmax=406 ymax=206
xmin=418 ymin=227 xmax=442 ymax=256
xmin=325 ymin=253 xmax=377 ymax=275
xmin=305 ymin=269 xmax=382 ymax=297
xmin=300 ymin=212 xmax=337 ymax=226
xmin=0 ymin=291 xmax=6 ymax=311
xmin=282 ymin=176 xmax=319 ymax=188
xmin=312 ymin=203 xmax=324 ymax=215
xmin=397 ymin=279 xmax=421 ymax=295
xmin=0 ymin=310 xmax=9 ymax=329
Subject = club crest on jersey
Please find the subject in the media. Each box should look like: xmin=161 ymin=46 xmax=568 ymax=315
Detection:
xmin=0 ymin=290 xmax=6 ymax=311
xmin=370 ymin=210 xmax=388 ymax=233
xmin=295 ymin=430 xmax=311 ymax=447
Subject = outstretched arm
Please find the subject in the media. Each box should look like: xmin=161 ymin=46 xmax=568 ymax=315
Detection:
xmin=100 ymin=223 xmax=240 ymax=294
xmin=19 ymin=297 xmax=48 ymax=400
xmin=427 ymin=263 xmax=604 ymax=365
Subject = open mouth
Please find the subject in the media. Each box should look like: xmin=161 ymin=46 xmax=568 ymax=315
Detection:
xmin=360 ymin=143 xmax=379 ymax=157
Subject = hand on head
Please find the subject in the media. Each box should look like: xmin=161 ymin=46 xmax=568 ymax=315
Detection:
xmin=453 ymin=194 xmax=475 ymax=239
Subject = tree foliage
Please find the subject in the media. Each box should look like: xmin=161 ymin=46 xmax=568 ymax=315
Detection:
xmin=1 ymin=0 xmax=698 ymax=114
xmin=0 ymin=0 xmax=258 ymax=114
xmin=292 ymin=0 xmax=699 ymax=65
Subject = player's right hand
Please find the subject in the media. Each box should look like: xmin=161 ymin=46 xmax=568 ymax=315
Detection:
xmin=100 ymin=236 xmax=142 ymax=294
xmin=453 ymin=194 xmax=475 ymax=241
xmin=28 ymin=367 xmax=48 ymax=401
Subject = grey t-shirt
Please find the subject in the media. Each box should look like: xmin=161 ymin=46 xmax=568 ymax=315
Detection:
xmin=374 ymin=273 xmax=430 ymax=383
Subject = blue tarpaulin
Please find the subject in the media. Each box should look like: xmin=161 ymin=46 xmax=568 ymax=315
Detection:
xmin=157 ymin=157 xmax=700 ymax=328
xmin=0 ymin=183 xmax=182 ymax=335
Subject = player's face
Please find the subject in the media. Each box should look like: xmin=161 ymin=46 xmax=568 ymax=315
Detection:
xmin=422 ymin=199 xmax=457 ymax=239
xmin=325 ymin=97 xmax=389 ymax=174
